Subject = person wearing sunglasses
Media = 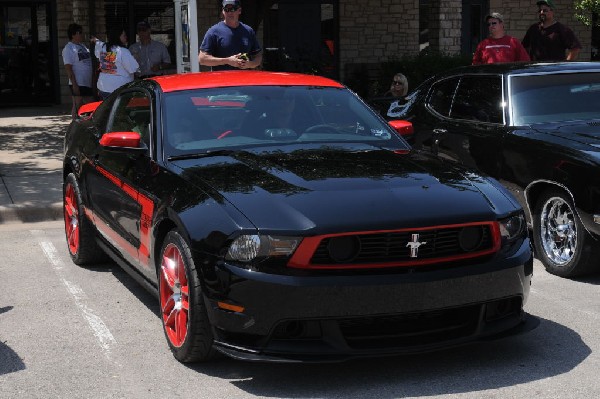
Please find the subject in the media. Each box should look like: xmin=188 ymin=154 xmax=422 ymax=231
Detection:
xmin=472 ymin=13 xmax=530 ymax=65
xmin=383 ymin=73 xmax=410 ymax=118
xmin=522 ymin=0 xmax=581 ymax=61
xmin=384 ymin=73 xmax=408 ymax=99
xmin=199 ymin=0 xmax=262 ymax=71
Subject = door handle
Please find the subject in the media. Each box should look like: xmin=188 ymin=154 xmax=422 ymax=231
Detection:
xmin=433 ymin=128 xmax=447 ymax=135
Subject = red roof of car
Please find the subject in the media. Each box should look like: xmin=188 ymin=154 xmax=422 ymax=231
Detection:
xmin=150 ymin=71 xmax=344 ymax=93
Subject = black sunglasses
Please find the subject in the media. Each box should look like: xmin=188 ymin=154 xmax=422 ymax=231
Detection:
xmin=223 ymin=5 xmax=239 ymax=12
xmin=392 ymin=81 xmax=403 ymax=85
xmin=487 ymin=21 xmax=500 ymax=26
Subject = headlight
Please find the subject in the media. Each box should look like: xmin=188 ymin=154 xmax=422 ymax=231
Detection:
xmin=499 ymin=213 xmax=526 ymax=242
xmin=226 ymin=235 xmax=302 ymax=262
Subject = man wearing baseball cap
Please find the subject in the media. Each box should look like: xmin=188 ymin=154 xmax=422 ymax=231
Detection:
xmin=522 ymin=0 xmax=581 ymax=61
xmin=198 ymin=0 xmax=262 ymax=70
xmin=472 ymin=13 xmax=530 ymax=64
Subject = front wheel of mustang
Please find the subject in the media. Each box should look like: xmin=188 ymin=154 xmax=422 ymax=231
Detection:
xmin=159 ymin=230 xmax=215 ymax=362
xmin=533 ymin=189 xmax=600 ymax=277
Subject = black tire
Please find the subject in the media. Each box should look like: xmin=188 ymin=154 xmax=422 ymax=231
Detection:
xmin=158 ymin=230 xmax=216 ymax=362
xmin=63 ymin=173 xmax=106 ymax=265
xmin=532 ymin=189 xmax=600 ymax=277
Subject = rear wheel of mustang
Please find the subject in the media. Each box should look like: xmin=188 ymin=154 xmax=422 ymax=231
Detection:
xmin=63 ymin=173 xmax=105 ymax=265
xmin=159 ymin=230 xmax=215 ymax=362
xmin=533 ymin=189 xmax=600 ymax=277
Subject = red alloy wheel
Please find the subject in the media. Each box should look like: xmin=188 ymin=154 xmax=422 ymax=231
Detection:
xmin=160 ymin=243 xmax=190 ymax=347
xmin=64 ymin=182 xmax=80 ymax=255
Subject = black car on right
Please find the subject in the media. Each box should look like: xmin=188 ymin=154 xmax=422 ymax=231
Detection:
xmin=396 ymin=62 xmax=600 ymax=277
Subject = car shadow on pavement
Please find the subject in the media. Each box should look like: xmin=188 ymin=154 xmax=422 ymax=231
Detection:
xmin=97 ymin=253 xmax=591 ymax=396
xmin=0 ymin=306 xmax=26 ymax=375
xmin=571 ymin=274 xmax=600 ymax=286
xmin=183 ymin=316 xmax=589 ymax=397
xmin=101 ymin=255 xmax=591 ymax=396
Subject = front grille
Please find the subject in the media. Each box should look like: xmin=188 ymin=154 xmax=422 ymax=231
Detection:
xmin=310 ymin=224 xmax=494 ymax=266
xmin=339 ymin=305 xmax=481 ymax=349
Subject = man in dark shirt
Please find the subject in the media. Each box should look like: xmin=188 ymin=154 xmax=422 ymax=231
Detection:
xmin=198 ymin=0 xmax=262 ymax=71
xmin=522 ymin=0 xmax=581 ymax=61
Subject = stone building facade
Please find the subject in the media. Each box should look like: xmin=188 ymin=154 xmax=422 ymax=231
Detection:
xmin=0 ymin=0 xmax=593 ymax=107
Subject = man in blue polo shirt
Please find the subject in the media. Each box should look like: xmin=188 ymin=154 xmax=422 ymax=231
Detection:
xmin=198 ymin=0 xmax=262 ymax=70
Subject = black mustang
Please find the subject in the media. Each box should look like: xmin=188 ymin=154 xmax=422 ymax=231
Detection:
xmin=394 ymin=62 xmax=600 ymax=278
xmin=63 ymin=71 xmax=533 ymax=363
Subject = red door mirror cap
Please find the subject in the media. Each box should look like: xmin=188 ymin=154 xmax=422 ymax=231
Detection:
xmin=388 ymin=120 xmax=414 ymax=136
xmin=99 ymin=131 xmax=142 ymax=148
xmin=77 ymin=101 xmax=102 ymax=117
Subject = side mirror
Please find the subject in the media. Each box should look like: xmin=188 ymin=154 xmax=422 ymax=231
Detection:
xmin=77 ymin=101 xmax=102 ymax=119
xmin=99 ymin=132 xmax=142 ymax=148
xmin=388 ymin=120 xmax=414 ymax=137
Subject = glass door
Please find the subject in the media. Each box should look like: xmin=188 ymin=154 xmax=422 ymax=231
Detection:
xmin=263 ymin=1 xmax=338 ymax=80
xmin=0 ymin=3 xmax=54 ymax=105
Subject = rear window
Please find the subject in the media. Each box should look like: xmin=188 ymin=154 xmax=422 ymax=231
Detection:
xmin=510 ymin=72 xmax=600 ymax=125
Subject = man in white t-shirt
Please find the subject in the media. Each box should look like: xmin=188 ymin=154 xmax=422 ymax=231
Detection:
xmin=62 ymin=23 xmax=93 ymax=119
xmin=130 ymin=21 xmax=172 ymax=78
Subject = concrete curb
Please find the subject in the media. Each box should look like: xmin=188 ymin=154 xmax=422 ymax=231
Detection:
xmin=0 ymin=203 xmax=63 ymax=224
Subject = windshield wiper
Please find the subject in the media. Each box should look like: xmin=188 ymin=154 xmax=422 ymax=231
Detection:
xmin=167 ymin=149 xmax=241 ymax=161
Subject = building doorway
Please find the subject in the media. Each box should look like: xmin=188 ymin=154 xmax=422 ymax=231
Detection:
xmin=0 ymin=2 xmax=56 ymax=105
xmin=461 ymin=0 xmax=488 ymax=56
xmin=262 ymin=0 xmax=338 ymax=80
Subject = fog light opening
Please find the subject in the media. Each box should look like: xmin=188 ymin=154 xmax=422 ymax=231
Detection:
xmin=485 ymin=298 xmax=519 ymax=322
xmin=273 ymin=320 xmax=307 ymax=339
xmin=458 ymin=226 xmax=484 ymax=252
xmin=327 ymin=236 xmax=361 ymax=262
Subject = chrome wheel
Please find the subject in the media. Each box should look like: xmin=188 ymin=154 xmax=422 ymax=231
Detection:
xmin=539 ymin=196 xmax=577 ymax=266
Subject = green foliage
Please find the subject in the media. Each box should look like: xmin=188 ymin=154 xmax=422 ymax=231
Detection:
xmin=574 ymin=0 xmax=600 ymax=26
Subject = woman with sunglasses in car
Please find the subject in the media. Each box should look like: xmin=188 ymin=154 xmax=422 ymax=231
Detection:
xmin=384 ymin=73 xmax=410 ymax=119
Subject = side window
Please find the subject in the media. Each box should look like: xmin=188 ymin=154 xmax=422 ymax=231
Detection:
xmin=451 ymin=76 xmax=503 ymax=124
xmin=427 ymin=77 xmax=460 ymax=117
xmin=107 ymin=91 xmax=152 ymax=148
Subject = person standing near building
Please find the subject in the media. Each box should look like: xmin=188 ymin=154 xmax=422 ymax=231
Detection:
xmin=472 ymin=13 xmax=530 ymax=65
xmin=522 ymin=0 xmax=581 ymax=61
xmin=93 ymin=26 xmax=139 ymax=99
xmin=62 ymin=23 xmax=94 ymax=119
xmin=198 ymin=0 xmax=262 ymax=71
xmin=130 ymin=21 xmax=172 ymax=78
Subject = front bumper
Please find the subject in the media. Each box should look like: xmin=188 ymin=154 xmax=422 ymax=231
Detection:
xmin=204 ymin=238 xmax=534 ymax=362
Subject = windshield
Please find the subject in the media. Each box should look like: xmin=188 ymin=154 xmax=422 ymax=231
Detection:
xmin=162 ymin=85 xmax=407 ymax=157
xmin=511 ymin=72 xmax=600 ymax=125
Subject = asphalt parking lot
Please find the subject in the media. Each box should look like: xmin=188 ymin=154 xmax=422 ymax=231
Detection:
xmin=1 ymin=221 xmax=599 ymax=398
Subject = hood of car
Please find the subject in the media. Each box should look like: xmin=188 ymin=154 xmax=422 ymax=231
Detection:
xmin=171 ymin=145 xmax=516 ymax=233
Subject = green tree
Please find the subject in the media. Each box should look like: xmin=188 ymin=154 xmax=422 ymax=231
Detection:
xmin=575 ymin=0 xmax=600 ymax=26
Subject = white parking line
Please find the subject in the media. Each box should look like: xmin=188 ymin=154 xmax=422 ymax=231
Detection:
xmin=30 ymin=230 xmax=119 ymax=364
